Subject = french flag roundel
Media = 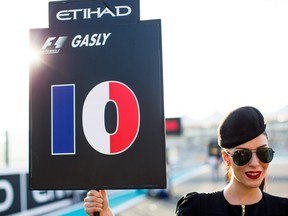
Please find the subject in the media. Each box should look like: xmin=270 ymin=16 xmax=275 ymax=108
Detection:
xmin=82 ymin=81 xmax=140 ymax=155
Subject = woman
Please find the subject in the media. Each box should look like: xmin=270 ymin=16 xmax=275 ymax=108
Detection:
xmin=176 ymin=106 xmax=288 ymax=215
xmin=84 ymin=106 xmax=288 ymax=216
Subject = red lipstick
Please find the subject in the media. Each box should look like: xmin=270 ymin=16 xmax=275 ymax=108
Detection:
xmin=245 ymin=171 xmax=262 ymax=179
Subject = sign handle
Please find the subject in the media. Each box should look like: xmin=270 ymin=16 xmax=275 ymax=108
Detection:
xmin=93 ymin=189 xmax=100 ymax=216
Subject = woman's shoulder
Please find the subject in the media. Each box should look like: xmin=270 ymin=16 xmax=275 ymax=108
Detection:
xmin=263 ymin=192 xmax=288 ymax=202
xmin=175 ymin=191 xmax=224 ymax=215
xmin=261 ymin=192 xmax=288 ymax=214
xmin=262 ymin=192 xmax=288 ymax=204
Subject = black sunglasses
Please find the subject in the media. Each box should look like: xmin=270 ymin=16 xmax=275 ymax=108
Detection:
xmin=225 ymin=147 xmax=274 ymax=166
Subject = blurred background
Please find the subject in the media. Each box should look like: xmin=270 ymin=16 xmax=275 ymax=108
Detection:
xmin=1 ymin=0 xmax=288 ymax=215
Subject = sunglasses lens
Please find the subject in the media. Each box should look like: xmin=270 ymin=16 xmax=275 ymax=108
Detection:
xmin=257 ymin=148 xmax=274 ymax=163
xmin=232 ymin=149 xmax=252 ymax=166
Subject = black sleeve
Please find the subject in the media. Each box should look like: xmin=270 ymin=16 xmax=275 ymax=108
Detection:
xmin=175 ymin=191 xmax=225 ymax=216
xmin=175 ymin=192 xmax=202 ymax=216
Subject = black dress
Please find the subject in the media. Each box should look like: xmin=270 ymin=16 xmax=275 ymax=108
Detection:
xmin=176 ymin=190 xmax=288 ymax=216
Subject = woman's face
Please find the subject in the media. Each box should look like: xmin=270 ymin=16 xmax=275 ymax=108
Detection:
xmin=225 ymin=134 xmax=270 ymax=189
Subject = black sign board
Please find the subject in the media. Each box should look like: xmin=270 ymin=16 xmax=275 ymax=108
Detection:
xmin=30 ymin=0 xmax=166 ymax=190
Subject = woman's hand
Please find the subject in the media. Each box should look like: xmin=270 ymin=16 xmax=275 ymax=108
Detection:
xmin=84 ymin=190 xmax=114 ymax=216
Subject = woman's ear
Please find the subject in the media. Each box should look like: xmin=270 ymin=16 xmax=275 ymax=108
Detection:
xmin=221 ymin=150 xmax=230 ymax=166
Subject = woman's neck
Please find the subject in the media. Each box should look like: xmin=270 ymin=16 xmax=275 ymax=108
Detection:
xmin=223 ymin=180 xmax=263 ymax=205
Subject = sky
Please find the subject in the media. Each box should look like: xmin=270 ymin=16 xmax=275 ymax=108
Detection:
xmin=144 ymin=0 xmax=288 ymax=119
xmin=1 ymin=0 xmax=288 ymax=165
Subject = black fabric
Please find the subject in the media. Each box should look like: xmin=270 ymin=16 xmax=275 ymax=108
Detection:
xmin=218 ymin=106 xmax=266 ymax=148
xmin=176 ymin=191 xmax=288 ymax=216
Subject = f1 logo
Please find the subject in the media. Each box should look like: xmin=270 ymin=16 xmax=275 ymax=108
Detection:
xmin=51 ymin=81 xmax=140 ymax=155
xmin=41 ymin=36 xmax=68 ymax=50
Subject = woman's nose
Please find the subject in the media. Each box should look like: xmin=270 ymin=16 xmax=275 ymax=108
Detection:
xmin=248 ymin=152 xmax=260 ymax=166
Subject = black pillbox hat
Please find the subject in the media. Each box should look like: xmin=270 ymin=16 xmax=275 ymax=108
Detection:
xmin=218 ymin=106 xmax=266 ymax=148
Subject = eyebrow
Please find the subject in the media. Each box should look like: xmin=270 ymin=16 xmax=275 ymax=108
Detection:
xmin=234 ymin=144 xmax=268 ymax=150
